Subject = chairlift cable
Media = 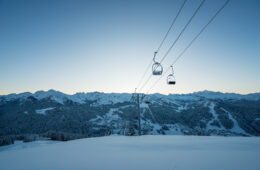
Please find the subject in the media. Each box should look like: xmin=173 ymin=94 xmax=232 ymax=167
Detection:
xmin=171 ymin=0 xmax=230 ymax=66
xmin=158 ymin=0 xmax=206 ymax=64
xmin=146 ymin=0 xmax=231 ymax=94
xmin=135 ymin=59 xmax=153 ymax=90
xmin=135 ymin=0 xmax=187 ymax=91
xmin=156 ymin=0 xmax=188 ymax=53
xmin=138 ymin=0 xmax=206 ymax=93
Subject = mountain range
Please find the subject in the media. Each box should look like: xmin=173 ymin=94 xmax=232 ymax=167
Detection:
xmin=0 ymin=89 xmax=260 ymax=143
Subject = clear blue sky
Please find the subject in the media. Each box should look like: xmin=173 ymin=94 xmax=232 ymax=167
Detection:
xmin=0 ymin=0 xmax=259 ymax=95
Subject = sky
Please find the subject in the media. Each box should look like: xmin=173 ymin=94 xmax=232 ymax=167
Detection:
xmin=0 ymin=0 xmax=259 ymax=95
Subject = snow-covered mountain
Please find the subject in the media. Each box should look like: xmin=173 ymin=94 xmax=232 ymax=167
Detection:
xmin=0 ymin=90 xmax=260 ymax=140
xmin=1 ymin=89 xmax=260 ymax=105
xmin=0 ymin=90 xmax=132 ymax=105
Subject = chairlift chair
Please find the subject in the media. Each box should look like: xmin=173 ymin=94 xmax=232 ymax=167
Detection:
xmin=152 ymin=52 xmax=163 ymax=75
xmin=152 ymin=62 xmax=163 ymax=75
xmin=167 ymin=65 xmax=176 ymax=85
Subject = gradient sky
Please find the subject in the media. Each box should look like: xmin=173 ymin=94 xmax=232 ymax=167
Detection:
xmin=0 ymin=0 xmax=259 ymax=95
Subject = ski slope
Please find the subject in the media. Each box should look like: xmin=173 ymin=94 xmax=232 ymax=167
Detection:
xmin=0 ymin=135 xmax=260 ymax=170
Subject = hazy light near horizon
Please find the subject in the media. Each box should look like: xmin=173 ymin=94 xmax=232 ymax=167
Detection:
xmin=0 ymin=0 xmax=259 ymax=95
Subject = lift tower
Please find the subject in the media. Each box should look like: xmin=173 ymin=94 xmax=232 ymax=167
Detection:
xmin=131 ymin=89 xmax=145 ymax=136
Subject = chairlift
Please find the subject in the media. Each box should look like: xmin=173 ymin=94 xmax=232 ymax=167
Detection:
xmin=152 ymin=52 xmax=163 ymax=75
xmin=167 ymin=65 xmax=176 ymax=85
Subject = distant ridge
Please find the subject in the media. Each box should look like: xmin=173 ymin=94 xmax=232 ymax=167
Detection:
xmin=1 ymin=89 xmax=260 ymax=105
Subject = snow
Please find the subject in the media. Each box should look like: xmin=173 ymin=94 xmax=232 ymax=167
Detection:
xmin=140 ymin=102 xmax=149 ymax=108
xmin=35 ymin=107 xmax=55 ymax=115
xmin=167 ymin=93 xmax=199 ymax=101
xmin=0 ymin=140 xmax=59 ymax=152
xmin=168 ymin=90 xmax=260 ymax=101
xmin=149 ymin=121 xmax=161 ymax=134
xmin=34 ymin=90 xmax=67 ymax=104
xmin=0 ymin=136 xmax=259 ymax=170
xmin=89 ymin=115 xmax=103 ymax=122
xmin=106 ymin=108 xmax=121 ymax=120
xmin=1 ymin=90 xmax=260 ymax=106
xmin=0 ymin=90 xmax=132 ymax=105
xmin=144 ymin=104 xmax=157 ymax=123
xmin=140 ymin=105 xmax=183 ymax=135
xmin=221 ymin=108 xmax=250 ymax=135
xmin=203 ymin=101 xmax=209 ymax=107
xmin=89 ymin=105 xmax=132 ymax=126
xmin=141 ymin=104 xmax=162 ymax=134
xmin=1 ymin=92 xmax=32 ymax=102
xmin=207 ymin=102 xmax=224 ymax=130
xmin=176 ymin=103 xmax=188 ymax=112
xmin=164 ymin=124 xmax=183 ymax=135
xmin=205 ymin=104 xmax=249 ymax=135
xmin=194 ymin=90 xmax=260 ymax=100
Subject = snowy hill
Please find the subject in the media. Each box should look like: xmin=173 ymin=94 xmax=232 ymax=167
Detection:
xmin=0 ymin=90 xmax=260 ymax=140
xmin=0 ymin=135 xmax=260 ymax=170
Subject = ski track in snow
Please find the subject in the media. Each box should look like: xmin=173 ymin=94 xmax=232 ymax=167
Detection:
xmin=205 ymin=103 xmax=249 ymax=136
xmin=207 ymin=102 xmax=224 ymax=130
xmin=35 ymin=107 xmax=55 ymax=115
xmin=140 ymin=103 xmax=161 ymax=134
xmin=221 ymin=108 xmax=250 ymax=136
xmin=140 ymin=103 xmax=183 ymax=135
xmin=142 ymin=103 xmax=157 ymax=123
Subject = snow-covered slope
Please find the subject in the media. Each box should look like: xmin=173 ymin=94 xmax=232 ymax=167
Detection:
xmin=0 ymin=136 xmax=259 ymax=170
xmin=35 ymin=107 xmax=55 ymax=115
xmin=0 ymin=89 xmax=260 ymax=137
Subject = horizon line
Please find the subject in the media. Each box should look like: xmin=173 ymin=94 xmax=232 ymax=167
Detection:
xmin=1 ymin=89 xmax=260 ymax=96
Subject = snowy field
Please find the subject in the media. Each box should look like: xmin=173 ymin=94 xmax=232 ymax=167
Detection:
xmin=0 ymin=135 xmax=260 ymax=170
